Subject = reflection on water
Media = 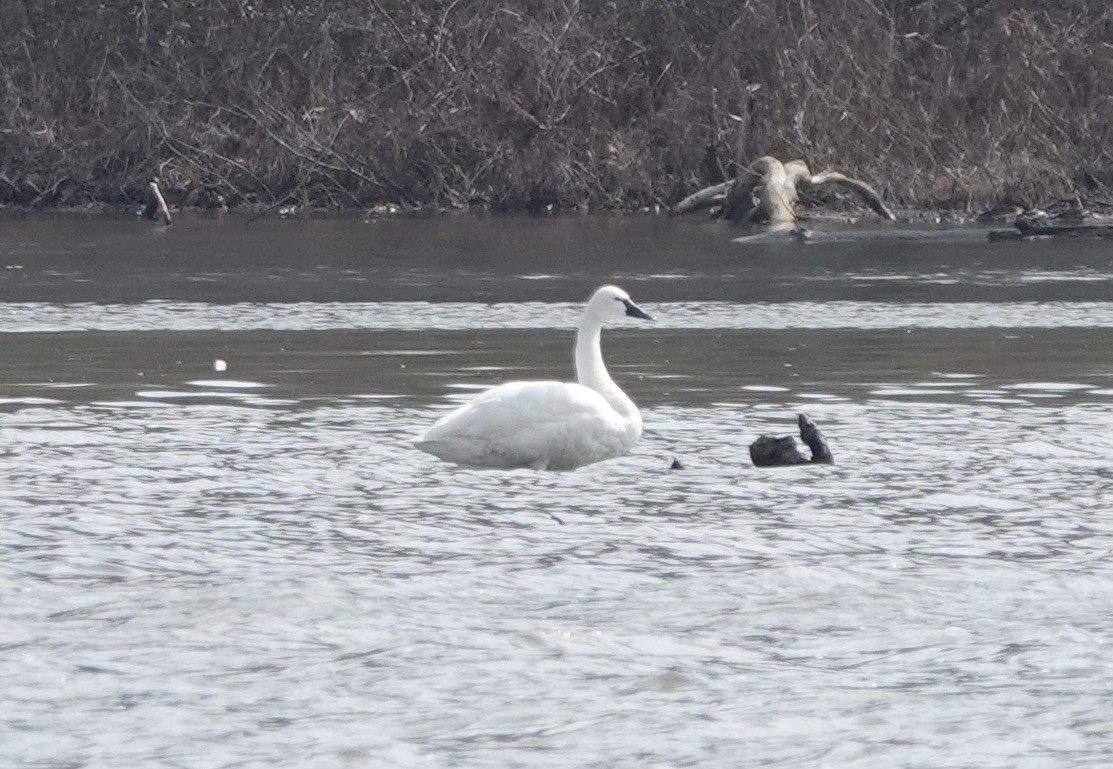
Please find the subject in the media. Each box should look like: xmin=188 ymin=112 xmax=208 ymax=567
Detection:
xmin=2 ymin=215 xmax=1113 ymax=769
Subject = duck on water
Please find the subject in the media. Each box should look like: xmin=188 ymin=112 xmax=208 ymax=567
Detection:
xmin=413 ymin=285 xmax=654 ymax=471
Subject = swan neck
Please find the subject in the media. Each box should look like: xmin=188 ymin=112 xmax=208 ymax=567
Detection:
xmin=574 ymin=316 xmax=641 ymax=434
xmin=575 ymin=317 xmax=610 ymax=391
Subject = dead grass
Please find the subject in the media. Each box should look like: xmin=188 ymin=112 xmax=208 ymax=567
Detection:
xmin=1 ymin=0 xmax=1111 ymax=212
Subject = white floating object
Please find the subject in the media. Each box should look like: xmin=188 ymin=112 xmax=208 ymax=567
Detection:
xmin=1003 ymin=381 xmax=1090 ymax=391
xmin=188 ymin=379 xmax=267 ymax=389
xmin=213 ymin=359 xmax=227 ymax=372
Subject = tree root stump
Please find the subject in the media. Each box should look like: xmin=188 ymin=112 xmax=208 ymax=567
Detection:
xmin=750 ymin=413 xmax=833 ymax=467
xmin=673 ymin=156 xmax=894 ymax=228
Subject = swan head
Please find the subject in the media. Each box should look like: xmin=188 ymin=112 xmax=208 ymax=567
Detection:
xmin=585 ymin=285 xmax=653 ymax=323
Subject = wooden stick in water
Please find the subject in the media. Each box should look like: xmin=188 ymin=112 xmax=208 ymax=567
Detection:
xmin=143 ymin=177 xmax=172 ymax=226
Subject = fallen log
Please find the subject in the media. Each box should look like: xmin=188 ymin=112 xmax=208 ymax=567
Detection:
xmin=673 ymin=156 xmax=895 ymax=227
xmin=671 ymin=181 xmax=732 ymax=216
xmin=988 ymin=211 xmax=1113 ymax=241
xmin=750 ymin=413 xmax=833 ymax=467
xmin=736 ymin=227 xmax=989 ymax=245
xmin=1013 ymin=215 xmax=1113 ymax=238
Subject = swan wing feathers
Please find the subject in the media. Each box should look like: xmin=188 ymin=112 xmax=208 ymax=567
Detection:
xmin=414 ymin=381 xmax=634 ymax=470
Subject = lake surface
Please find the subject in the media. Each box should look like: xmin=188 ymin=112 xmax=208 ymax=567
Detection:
xmin=2 ymin=212 xmax=1113 ymax=768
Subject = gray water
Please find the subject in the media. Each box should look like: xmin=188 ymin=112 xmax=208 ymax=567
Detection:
xmin=2 ymin=213 xmax=1113 ymax=768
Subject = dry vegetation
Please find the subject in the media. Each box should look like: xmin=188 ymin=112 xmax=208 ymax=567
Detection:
xmin=2 ymin=0 xmax=1112 ymax=213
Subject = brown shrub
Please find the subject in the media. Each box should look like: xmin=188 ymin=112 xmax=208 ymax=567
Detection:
xmin=1 ymin=0 xmax=1110 ymax=211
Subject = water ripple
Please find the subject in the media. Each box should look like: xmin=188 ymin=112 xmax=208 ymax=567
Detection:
xmin=5 ymin=300 xmax=1113 ymax=332
xmin=4 ymin=398 xmax=1113 ymax=767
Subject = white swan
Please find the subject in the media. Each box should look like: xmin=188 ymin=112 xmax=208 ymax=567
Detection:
xmin=413 ymin=285 xmax=653 ymax=470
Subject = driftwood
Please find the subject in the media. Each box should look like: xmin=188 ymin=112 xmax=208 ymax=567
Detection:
xmin=142 ymin=177 xmax=172 ymax=226
xmin=1014 ymin=214 xmax=1113 ymax=238
xmin=989 ymin=211 xmax=1113 ymax=241
xmin=736 ymin=227 xmax=987 ymax=245
xmin=672 ymin=181 xmax=732 ymax=215
xmin=750 ymin=413 xmax=833 ymax=467
xmin=674 ymin=156 xmax=895 ymax=228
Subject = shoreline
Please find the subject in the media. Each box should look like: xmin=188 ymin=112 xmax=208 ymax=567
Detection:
xmin=0 ymin=198 xmax=1049 ymax=220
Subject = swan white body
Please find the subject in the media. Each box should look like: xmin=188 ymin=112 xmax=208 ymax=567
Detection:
xmin=413 ymin=285 xmax=653 ymax=471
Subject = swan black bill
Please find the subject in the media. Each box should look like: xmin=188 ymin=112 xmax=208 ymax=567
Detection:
xmin=622 ymin=299 xmax=653 ymax=320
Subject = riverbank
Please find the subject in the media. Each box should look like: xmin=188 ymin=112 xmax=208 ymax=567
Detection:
xmin=5 ymin=196 xmax=1110 ymax=233
xmin=3 ymin=2 xmax=1111 ymax=215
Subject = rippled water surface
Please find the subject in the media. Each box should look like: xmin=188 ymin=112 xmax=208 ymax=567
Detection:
xmin=3 ymin=214 xmax=1113 ymax=768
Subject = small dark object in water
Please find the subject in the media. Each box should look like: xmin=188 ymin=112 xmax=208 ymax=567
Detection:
xmin=669 ymin=458 xmax=684 ymax=470
xmin=750 ymin=413 xmax=833 ymax=467
xmin=750 ymin=435 xmax=807 ymax=465
xmin=549 ymin=513 xmax=565 ymax=525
